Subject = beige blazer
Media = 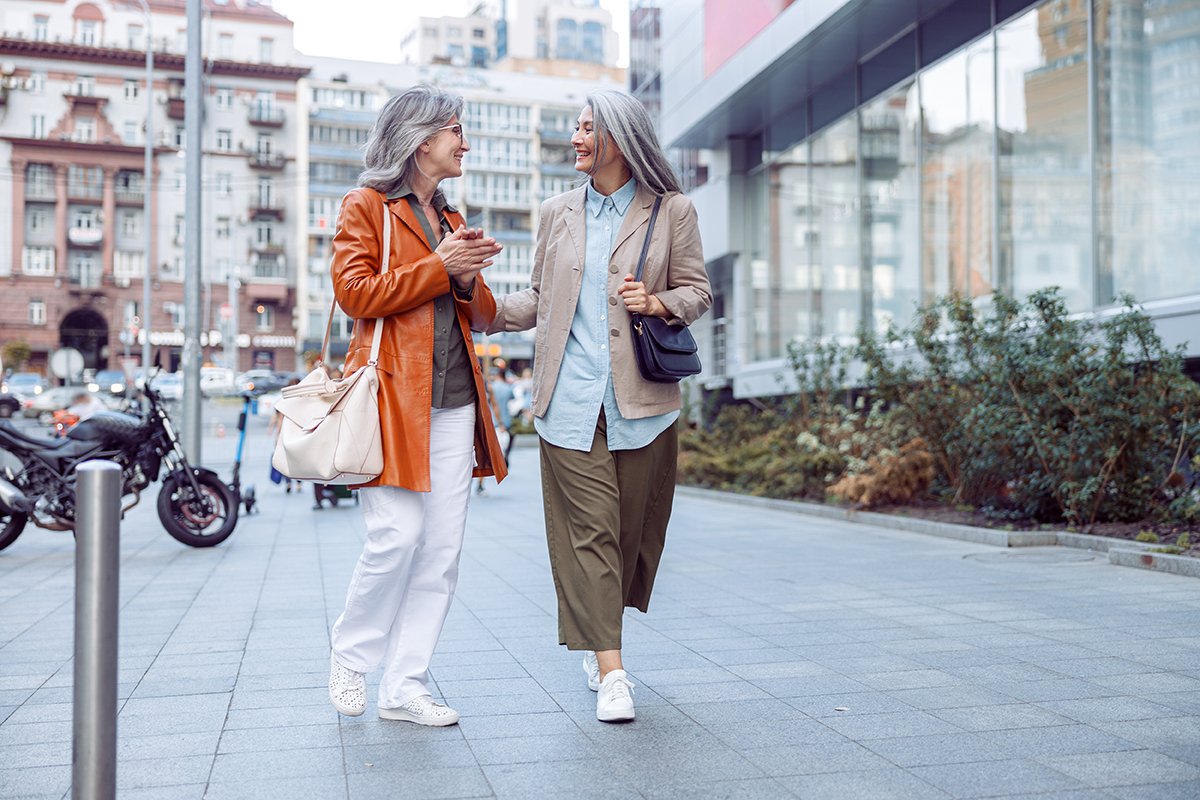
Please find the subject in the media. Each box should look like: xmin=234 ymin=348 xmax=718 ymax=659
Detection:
xmin=487 ymin=183 xmax=712 ymax=420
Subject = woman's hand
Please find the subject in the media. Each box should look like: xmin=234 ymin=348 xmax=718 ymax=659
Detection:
xmin=436 ymin=226 xmax=503 ymax=291
xmin=618 ymin=274 xmax=669 ymax=317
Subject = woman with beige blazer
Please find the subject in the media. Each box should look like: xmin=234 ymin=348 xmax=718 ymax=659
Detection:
xmin=488 ymin=89 xmax=711 ymax=722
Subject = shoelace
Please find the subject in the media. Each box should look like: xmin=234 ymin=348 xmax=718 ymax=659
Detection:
xmin=331 ymin=663 xmax=365 ymax=702
xmin=602 ymin=674 xmax=635 ymax=701
xmin=404 ymin=697 xmax=454 ymax=717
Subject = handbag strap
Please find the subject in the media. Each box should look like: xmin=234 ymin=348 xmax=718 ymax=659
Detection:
xmin=633 ymin=195 xmax=663 ymax=283
xmin=319 ymin=190 xmax=390 ymax=367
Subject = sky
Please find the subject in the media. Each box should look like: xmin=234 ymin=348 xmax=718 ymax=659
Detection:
xmin=270 ymin=0 xmax=630 ymax=67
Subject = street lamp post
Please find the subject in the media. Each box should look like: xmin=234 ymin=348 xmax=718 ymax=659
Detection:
xmin=115 ymin=0 xmax=154 ymax=374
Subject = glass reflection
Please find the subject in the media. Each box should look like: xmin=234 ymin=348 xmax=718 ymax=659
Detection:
xmin=1096 ymin=0 xmax=1200 ymax=303
xmin=811 ymin=117 xmax=861 ymax=340
xmin=921 ymin=38 xmax=995 ymax=305
xmin=861 ymin=83 xmax=921 ymax=334
xmin=769 ymin=141 xmax=815 ymax=355
xmin=997 ymin=4 xmax=1091 ymax=311
xmin=744 ymin=167 xmax=771 ymax=363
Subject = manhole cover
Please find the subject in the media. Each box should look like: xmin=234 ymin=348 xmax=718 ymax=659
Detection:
xmin=965 ymin=550 xmax=1098 ymax=564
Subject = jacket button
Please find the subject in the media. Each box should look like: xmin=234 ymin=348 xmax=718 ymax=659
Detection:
xmin=608 ymin=296 xmax=617 ymax=306
xmin=610 ymin=328 xmax=619 ymax=337
xmin=609 ymin=265 xmax=618 ymax=274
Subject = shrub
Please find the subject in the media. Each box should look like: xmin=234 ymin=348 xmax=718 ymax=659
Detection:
xmin=826 ymin=438 xmax=936 ymax=506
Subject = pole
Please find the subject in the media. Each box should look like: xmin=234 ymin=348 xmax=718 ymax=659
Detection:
xmin=72 ymin=460 xmax=121 ymax=800
xmin=141 ymin=1 xmax=153 ymax=375
xmin=182 ymin=0 xmax=203 ymax=460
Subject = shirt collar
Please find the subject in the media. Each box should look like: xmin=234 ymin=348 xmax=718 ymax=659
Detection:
xmin=586 ymin=177 xmax=637 ymax=218
xmin=386 ymin=183 xmax=458 ymax=215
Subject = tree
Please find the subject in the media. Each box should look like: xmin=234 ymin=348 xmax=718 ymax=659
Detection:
xmin=1 ymin=342 xmax=31 ymax=373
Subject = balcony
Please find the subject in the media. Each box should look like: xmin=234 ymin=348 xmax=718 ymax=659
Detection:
xmin=540 ymin=161 xmax=579 ymax=177
xmin=25 ymin=184 xmax=56 ymax=202
xmin=249 ymin=201 xmax=285 ymax=221
xmin=247 ymin=151 xmax=286 ymax=171
xmin=249 ymin=105 xmax=285 ymax=127
xmin=166 ymin=97 xmax=186 ymax=120
xmin=538 ymin=126 xmax=573 ymax=144
xmin=67 ymin=228 xmax=103 ymax=247
xmin=115 ymin=190 xmax=145 ymax=205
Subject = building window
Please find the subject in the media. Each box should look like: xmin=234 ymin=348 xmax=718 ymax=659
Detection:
xmin=29 ymin=301 xmax=46 ymax=326
xmin=27 ymin=208 xmax=48 ymax=235
xmin=163 ymin=301 xmax=183 ymax=326
xmin=115 ymin=252 xmax=145 ymax=284
xmin=175 ymin=170 xmax=185 ymax=193
xmin=69 ymin=253 xmax=101 ymax=287
xmin=216 ymin=172 xmax=231 ymax=197
xmin=474 ymin=28 xmax=485 ymax=38
xmin=255 ymin=221 xmax=274 ymax=247
xmin=308 ymin=196 xmax=338 ymax=229
xmin=74 ymin=118 xmax=96 ymax=143
xmin=127 ymin=24 xmax=143 ymax=51
xmin=123 ymin=120 xmax=138 ymax=144
xmin=216 ymin=129 xmax=233 ymax=152
xmin=22 ymin=247 xmax=55 ymax=276
xmin=73 ymin=209 xmax=98 ymax=230
xmin=174 ymin=125 xmax=186 ymax=148
xmin=123 ymin=300 xmax=139 ymax=326
xmin=218 ymin=33 xmax=233 ymax=59
xmin=447 ymin=26 xmax=463 ymax=38
xmin=73 ymin=76 xmax=96 ymax=96
xmin=124 ymin=79 xmax=139 ymax=101
xmin=256 ymin=132 xmax=274 ymax=159
xmin=31 ymin=115 xmax=45 ymax=139
xmin=255 ymin=305 xmax=274 ymax=331
xmin=78 ymin=21 xmax=97 ymax=47
xmin=216 ymin=217 xmax=231 ymax=239
xmin=28 ymin=71 xmax=45 ymax=93
xmin=68 ymin=166 xmax=103 ymax=199
xmin=27 ymin=163 xmax=53 ymax=196
xmin=173 ymin=215 xmax=185 ymax=245
xmin=259 ymin=37 xmax=273 ymax=63
xmin=424 ymin=26 xmax=438 ymax=37
xmin=121 ymin=211 xmax=140 ymax=237
xmin=33 ymin=16 xmax=49 ymax=42
xmin=175 ymin=29 xmax=187 ymax=54
xmin=216 ymin=86 xmax=234 ymax=110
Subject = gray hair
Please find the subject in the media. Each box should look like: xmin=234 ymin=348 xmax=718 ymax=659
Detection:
xmin=358 ymin=84 xmax=464 ymax=194
xmin=584 ymin=88 xmax=681 ymax=196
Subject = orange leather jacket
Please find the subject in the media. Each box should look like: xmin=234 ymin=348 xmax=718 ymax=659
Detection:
xmin=331 ymin=187 xmax=507 ymax=492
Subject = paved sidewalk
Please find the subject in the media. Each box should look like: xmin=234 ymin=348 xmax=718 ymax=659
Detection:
xmin=3 ymin=409 xmax=1200 ymax=799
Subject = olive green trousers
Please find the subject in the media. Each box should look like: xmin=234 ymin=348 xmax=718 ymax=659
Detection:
xmin=538 ymin=413 xmax=678 ymax=651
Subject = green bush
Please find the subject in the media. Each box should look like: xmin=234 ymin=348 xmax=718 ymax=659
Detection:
xmin=858 ymin=289 xmax=1200 ymax=526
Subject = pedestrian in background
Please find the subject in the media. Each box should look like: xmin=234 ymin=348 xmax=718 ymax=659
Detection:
xmin=326 ymin=84 xmax=507 ymax=727
xmin=487 ymin=88 xmax=711 ymax=722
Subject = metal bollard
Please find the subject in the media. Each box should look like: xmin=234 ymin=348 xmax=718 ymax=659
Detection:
xmin=72 ymin=460 xmax=121 ymax=800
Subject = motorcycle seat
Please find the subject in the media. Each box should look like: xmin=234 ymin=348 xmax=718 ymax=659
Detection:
xmin=0 ymin=419 xmax=74 ymax=450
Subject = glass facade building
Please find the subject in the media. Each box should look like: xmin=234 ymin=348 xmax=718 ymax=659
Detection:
xmin=659 ymin=0 xmax=1200 ymax=396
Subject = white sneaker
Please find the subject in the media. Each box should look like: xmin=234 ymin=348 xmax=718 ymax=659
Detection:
xmin=596 ymin=669 xmax=635 ymax=723
xmin=328 ymin=653 xmax=366 ymax=717
xmin=378 ymin=695 xmax=460 ymax=727
xmin=583 ymin=650 xmax=600 ymax=692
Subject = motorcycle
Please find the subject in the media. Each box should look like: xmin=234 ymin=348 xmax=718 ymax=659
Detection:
xmin=0 ymin=376 xmax=238 ymax=551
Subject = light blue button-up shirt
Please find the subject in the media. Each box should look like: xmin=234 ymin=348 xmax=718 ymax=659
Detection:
xmin=535 ymin=178 xmax=679 ymax=452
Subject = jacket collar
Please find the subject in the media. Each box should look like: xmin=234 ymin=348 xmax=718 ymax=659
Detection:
xmin=382 ymin=185 xmax=462 ymax=253
xmin=610 ymin=183 xmax=660 ymax=258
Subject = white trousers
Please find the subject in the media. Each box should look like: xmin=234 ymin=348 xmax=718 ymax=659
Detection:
xmin=330 ymin=404 xmax=475 ymax=709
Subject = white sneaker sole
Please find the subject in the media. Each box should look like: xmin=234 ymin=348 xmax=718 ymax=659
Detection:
xmin=597 ymin=703 xmax=634 ymax=722
xmin=378 ymin=706 xmax=460 ymax=726
xmin=329 ymin=687 xmax=365 ymax=717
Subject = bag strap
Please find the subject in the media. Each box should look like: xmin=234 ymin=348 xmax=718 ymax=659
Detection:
xmin=319 ymin=190 xmax=390 ymax=367
xmin=633 ymin=195 xmax=664 ymax=283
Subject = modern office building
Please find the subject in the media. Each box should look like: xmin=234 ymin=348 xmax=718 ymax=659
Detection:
xmin=0 ymin=0 xmax=309 ymax=376
xmin=296 ymin=57 xmax=622 ymax=368
xmin=659 ymin=0 xmax=1200 ymax=398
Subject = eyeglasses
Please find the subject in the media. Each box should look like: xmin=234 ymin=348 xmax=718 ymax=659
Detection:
xmin=438 ymin=123 xmax=465 ymax=143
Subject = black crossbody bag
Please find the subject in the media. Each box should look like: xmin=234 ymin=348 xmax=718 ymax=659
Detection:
xmin=628 ymin=196 xmax=702 ymax=383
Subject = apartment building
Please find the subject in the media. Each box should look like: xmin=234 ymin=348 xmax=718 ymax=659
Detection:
xmin=0 ymin=0 xmax=309 ymax=376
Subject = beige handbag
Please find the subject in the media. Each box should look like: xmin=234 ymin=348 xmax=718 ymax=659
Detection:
xmin=270 ymin=192 xmax=389 ymax=485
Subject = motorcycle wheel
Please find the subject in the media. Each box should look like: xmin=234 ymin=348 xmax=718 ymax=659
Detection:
xmin=157 ymin=469 xmax=238 ymax=547
xmin=0 ymin=510 xmax=28 ymax=552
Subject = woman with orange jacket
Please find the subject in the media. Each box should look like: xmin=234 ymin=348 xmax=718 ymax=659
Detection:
xmin=326 ymin=85 xmax=507 ymax=727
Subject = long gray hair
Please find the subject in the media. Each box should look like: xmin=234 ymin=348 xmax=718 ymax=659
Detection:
xmin=584 ymin=88 xmax=681 ymax=196
xmin=358 ymin=84 xmax=464 ymax=194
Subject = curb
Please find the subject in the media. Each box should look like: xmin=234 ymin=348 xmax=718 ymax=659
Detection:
xmin=675 ymin=486 xmax=1196 ymax=579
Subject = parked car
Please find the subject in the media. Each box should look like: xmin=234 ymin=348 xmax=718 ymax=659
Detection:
xmin=199 ymin=367 xmax=236 ymax=397
xmin=150 ymin=371 xmax=183 ymax=401
xmin=0 ymin=391 xmax=22 ymax=418
xmin=22 ymin=386 xmax=122 ymax=425
xmin=90 ymin=369 xmax=128 ymax=396
xmin=3 ymin=373 xmax=48 ymax=396
xmin=235 ymin=370 xmax=289 ymax=394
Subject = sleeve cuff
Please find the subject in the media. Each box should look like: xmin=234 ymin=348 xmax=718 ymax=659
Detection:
xmin=453 ymin=278 xmax=476 ymax=301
